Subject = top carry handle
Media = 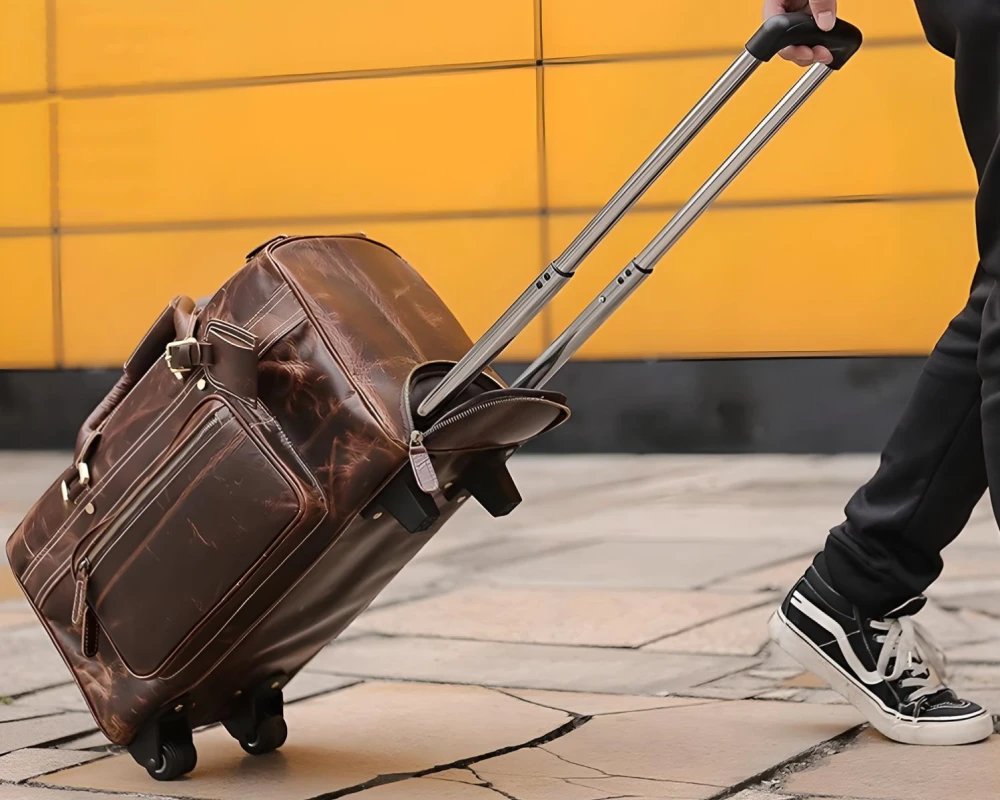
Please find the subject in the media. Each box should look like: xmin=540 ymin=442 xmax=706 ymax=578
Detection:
xmin=418 ymin=12 xmax=862 ymax=418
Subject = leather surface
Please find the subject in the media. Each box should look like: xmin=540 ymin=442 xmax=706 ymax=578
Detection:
xmin=6 ymin=233 xmax=568 ymax=746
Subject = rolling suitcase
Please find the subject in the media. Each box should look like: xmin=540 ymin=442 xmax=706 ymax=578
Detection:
xmin=6 ymin=13 xmax=861 ymax=781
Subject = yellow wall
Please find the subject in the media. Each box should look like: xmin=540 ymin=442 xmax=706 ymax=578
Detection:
xmin=0 ymin=0 xmax=975 ymax=368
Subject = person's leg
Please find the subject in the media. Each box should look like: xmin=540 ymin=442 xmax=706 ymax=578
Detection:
xmin=822 ymin=269 xmax=990 ymax=615
xmin=770 ymin=0 xmax=999 ymax=745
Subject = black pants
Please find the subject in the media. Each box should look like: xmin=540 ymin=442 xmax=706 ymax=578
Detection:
xmin=822 ymin=0 xmax=1000 ymax=615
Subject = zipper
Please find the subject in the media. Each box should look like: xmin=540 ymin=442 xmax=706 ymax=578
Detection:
xmin=70 ymin=407 xmax=229 ymax=636
xmin=407 ymin=396 xmax=551 ymax=495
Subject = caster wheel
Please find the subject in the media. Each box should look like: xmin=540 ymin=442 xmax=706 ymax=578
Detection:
xmin=147 ymin=740 xmax=197 ymax=781
xmin=239 ymin=714 xmax=287 ymax=755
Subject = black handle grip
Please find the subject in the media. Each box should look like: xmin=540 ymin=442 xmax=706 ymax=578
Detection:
xmin=745 ymin=12 xmax=863 ymax=70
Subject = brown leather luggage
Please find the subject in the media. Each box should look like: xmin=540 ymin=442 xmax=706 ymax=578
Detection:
xmin=6 ymin=13 xmax=861 ymax=782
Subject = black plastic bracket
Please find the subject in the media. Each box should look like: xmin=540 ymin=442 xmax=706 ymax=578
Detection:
xmin=127 ymin=700 xmax=193 ymax=771
xmin=458 ymin=449 xmax=522 ymax=518
xmin=365 ymin=468 xmax=440 ymax=533
xmin=223 ymin=674 xmax=287 ymax=743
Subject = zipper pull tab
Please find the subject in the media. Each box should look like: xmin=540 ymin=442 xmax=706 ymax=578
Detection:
xmin=409 ymin=431 xmax=440 ymax=494
xmin=71 ymin=559 xmax=90 ymax=628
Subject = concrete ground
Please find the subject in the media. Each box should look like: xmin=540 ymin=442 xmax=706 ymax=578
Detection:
xmin=0 ymin=452 xmax=999 ymax=799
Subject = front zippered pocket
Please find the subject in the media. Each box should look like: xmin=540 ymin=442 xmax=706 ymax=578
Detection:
xmin=73 ymin=407 xmax=229 ymax=583
xmin=70 ymin=398 xmax=306 ymax=677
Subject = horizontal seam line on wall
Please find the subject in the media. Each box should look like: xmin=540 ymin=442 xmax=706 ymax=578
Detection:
xmin=0 ymin=35 xmax=929 ymax=105
xmin=0 ymin=192 xmax=977 ymax=239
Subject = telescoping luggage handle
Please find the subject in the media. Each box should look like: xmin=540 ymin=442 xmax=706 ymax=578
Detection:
xmin=417 ymin=12 xmax=863 ymax=416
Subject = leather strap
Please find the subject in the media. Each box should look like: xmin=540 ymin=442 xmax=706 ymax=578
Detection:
xmin=166 ymin=320 xmax=258 ymax=404
xmin=75 ymin=296 xmax=197 ymax=460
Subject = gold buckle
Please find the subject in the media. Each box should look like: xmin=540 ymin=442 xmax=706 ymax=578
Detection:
xmin=165 ymin=338 xmax=198 ymax=380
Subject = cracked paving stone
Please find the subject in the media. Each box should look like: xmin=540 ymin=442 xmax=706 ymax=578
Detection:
xmin=310 ymin=636 xmax=758 ymax=695
xmin=0 ymin=627 xmax=74 ymax=696
xmin=482 ymin=540 xmax=806 ymax=590
xmin=786 ymin=728 xmax=1000 ymax=800
xmin=644 ymin=602 xmax=778 ymax=656
xmin=473 ymin=748 xmax=717 ymax=799
xmin=354 ymin=587 xmax=769 ymax=647
xmin=0 ymin=747 xmax=104 ymax=783
xmin=499 ymin=689 xmax=715 ymax=717
xmin=543 ymin=699 xmax=861 ymax=789
xmin=43 ymin=681 xmax=572 ymax=799
xmin=0 ymin=713 xmax=95 ymax=755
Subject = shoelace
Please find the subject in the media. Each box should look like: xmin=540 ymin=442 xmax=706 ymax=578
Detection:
xmin=870 ymin=616 xmax=949 ymax=702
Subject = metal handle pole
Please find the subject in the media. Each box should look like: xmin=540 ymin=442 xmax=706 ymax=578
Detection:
xmin=417 ymin=50 xmax=762 ymax=419
xmin=514 ymin=63 xmax=831 ymax=391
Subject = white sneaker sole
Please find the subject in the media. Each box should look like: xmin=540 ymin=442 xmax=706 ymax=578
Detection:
xmin=769 ymin=609 xmax=994 ymax=746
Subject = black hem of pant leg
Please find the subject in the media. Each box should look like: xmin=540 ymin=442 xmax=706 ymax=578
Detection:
xmin=822 ymin=384 xmax=985 ymax=617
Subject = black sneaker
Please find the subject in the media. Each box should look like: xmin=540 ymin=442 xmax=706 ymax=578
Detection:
xmin=769 ymin=566 xmax=993 ymax=745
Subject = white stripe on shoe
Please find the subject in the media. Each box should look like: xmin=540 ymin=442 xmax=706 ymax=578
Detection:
xmin=789 ymin=590 xmax=883 ymax=685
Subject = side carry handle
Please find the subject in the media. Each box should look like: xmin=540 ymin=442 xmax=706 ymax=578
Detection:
xmin=418 ymin=12 xmax=862 ymax=419
xmin=514 ymin=18 xmax=862 ymax=391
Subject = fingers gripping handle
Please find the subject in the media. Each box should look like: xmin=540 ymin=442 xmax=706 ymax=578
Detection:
xmin=746 ymin=12 xmax=863 ymax=69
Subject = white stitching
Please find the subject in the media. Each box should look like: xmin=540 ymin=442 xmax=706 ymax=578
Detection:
xmin=24 ymin=377 xmax=200 ymax=586
xmin=90 ymin=419 xmax=233 ymax=574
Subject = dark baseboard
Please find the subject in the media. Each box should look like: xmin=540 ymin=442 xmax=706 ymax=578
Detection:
xmin=0 ymin=357 xmax=925 ymax=453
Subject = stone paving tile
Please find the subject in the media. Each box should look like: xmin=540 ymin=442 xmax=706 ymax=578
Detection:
xmin=484 ymin=540 xmax=806 ymax=590
xmin=0 ymin=627 xmax=74 ymax=696
xmin=364 ymin=559 xmax=461 ymax=609
xmin=15 ymin=683 xmax=89 ymax=713
xmin=424 ymin=536 xmax=592 ymax=574
xmin=543 ymin=700 xmax=861 ymax=790
xmin=950 ymin=638 xmax=1000 ymax=664
xmin=56 ymin=730 xmax=114 ymax=751
xmin=0 ymin=712 xmax=95 ymax=755
xmin=347 ymin=777 xmax=490 ymax=799
xmin=474 ymin=746 xmax=718 ymax=799
xmin=355 ymin=587 xmax=769 ymax=647
xmin=502 ymin=504 xmax=838 ymax=545
xmin=727 ymin=792 xmax=795 ymax=800
xmin=712 ymin=557 xmax=813 ymax=593
xmin=936 ymin=591 xmax=1000 ymax=618
xmin=0 ymin=706 xmax=76 ymax=724
xmin=0 ymin=747 xmax=104 ymax=782
xmin=0 ymin=785 xmax=173 ymax=800
xmin=644 ymin=601 xmax=778 ymax=655
xmin=282 ymin=671 xmax=359 ymax=704
xmin=499 ymin=688 xmax=714 ymax=717
xmin=45 ymin=682 xmax=570 ymax=799
xmin=786 ymin=728 xmax=1000 ymax=800
xmin=0 ymin=607 xmax=36 ymax=630
xmin=310 ymin=636 xmax=757 ymax=695
xmin=0 ymin=566 xmax=25 ymax=602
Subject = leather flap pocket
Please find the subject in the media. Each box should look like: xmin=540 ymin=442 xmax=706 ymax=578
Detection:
xmin=421 ymin=389 xmax=570 ymax=454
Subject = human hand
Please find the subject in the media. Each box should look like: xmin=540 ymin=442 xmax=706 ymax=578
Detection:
xmin=762 ymin=0 xmax=836 ymax=66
